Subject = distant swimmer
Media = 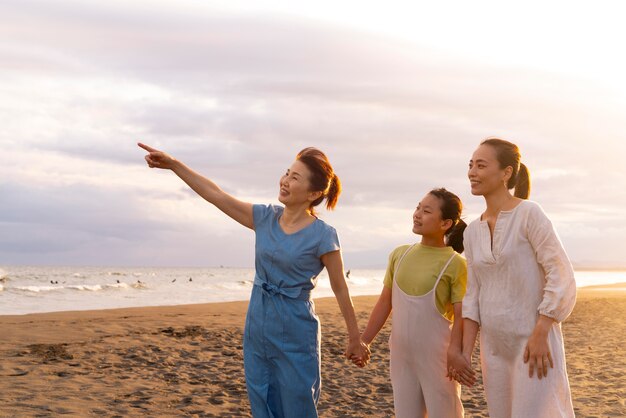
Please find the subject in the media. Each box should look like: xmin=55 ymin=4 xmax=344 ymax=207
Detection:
xmin=116 ymin=279 xmax=120 ymax=283
xmin=189 ymin=277 xmax=193 ymax=282
xmin=346 ymin=270 xmax=351 ymax=279
xmin=172 ymin=278 xmax=177 ymax=283
xmin=132 ymin=280 xmax=147 ymax=289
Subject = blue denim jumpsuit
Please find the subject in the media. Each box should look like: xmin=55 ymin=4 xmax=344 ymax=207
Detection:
xmin=244 ymin=204 xmax=340 ymax=418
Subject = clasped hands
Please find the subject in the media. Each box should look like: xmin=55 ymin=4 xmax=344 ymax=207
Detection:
xmin=447 ymin=349 xmax=477 ymax=387
xmin=345 ymin=338 xmax=371 ymax=368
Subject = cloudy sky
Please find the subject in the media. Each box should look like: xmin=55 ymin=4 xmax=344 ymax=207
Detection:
xmin=2 ymin=0 xmax=625 ymax=268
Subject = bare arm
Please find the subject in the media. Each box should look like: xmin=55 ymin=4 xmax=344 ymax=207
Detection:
xmin=321 ymin=250 xmax=370 ymax=366
xmin=447 ymin=303 xmax=476 ymax=386
xmin=360 ymin=286 xmax=392 ymax=345
xmin=138 ymin=142 xmax=254 ymax=229
xmin=448 ymin=303 xmax=464 ymax=354
xmin=462 ymin=318 xmax=479 ymax=368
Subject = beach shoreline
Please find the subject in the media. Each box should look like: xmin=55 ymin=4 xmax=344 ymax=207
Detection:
xmin=1 ymin=286 xmax=625 ymax=416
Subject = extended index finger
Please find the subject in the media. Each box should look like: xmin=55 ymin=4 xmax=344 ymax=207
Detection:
xmin=137 ymin=142 xmax=159 ymax=153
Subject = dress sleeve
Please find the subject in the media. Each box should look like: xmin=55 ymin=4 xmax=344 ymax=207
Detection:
xmin=462 ymin=227 xmax=481 ymax=324
xmin=316 ymin=225 xmax=341 ymax=258
xmin=527 ymin=202 xmax=577 ymax=323
xmin=252 ymin=204 xmax=274 ymax=231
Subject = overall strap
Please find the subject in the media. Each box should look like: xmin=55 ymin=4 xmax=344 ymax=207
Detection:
xmin=432 ymin=252 xmax=457 ymax=294
xmin=436 ymin=253 xmax=456 ymax=283
xmin=393 ymin=244 xmax=417 ymax=278
xmin=430 ymin=252 xmax=457 ymax=313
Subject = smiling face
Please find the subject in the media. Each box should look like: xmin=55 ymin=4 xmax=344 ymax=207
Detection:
xmin=468 ymin=144 xmax=512 ymax=197
xmin=278 ymin=160 xmax=321 ymax=207
xmin=412 ymin=193 xmax=450 ymax=237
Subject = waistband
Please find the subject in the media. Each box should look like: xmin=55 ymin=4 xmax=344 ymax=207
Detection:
xmin=253 ymin=275 xmax=312 ymax=301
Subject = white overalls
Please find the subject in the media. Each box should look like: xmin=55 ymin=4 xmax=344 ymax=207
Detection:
xmin=390 ymin=245 xmax=463 ymax=418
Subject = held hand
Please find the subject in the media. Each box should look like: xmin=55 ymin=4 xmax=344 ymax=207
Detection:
xmin=523 ymin=317 xmax=554 ymax=379
xmin=138 ymin=142 xmax=177 ymax=170
xmin=345 ymin=338 xmax=370 ymax=368
xmin=349 ymin=346 xmax=369 ymax=368
xmin=447 ymin=350 xmax=477 ymax=387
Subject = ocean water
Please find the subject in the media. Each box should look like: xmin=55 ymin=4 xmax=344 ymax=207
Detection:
xmin=0 ymin=265 xmax=386 ymax=315
xmin=0 ymin=265 xmax=624 ymax=315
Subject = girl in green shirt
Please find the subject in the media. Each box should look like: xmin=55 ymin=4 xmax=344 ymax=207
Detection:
xmin=358 ymin=188 xmax=473 ymax=417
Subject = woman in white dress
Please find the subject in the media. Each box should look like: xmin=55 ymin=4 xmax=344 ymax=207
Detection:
xmin=451 ymin=138 xmax=577 ymax=418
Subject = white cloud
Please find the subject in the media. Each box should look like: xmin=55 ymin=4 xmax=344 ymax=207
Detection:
xmin=1 ymin=1 xmax=625 ymax=267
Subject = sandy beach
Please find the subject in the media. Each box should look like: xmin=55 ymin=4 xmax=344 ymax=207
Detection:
xmin=1 ymin=285 xmax=625 ymax=417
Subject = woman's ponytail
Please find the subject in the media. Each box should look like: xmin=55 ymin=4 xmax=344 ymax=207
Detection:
xmin=325 ymin=174 xmax=341 ymax=211
xmin=514 ymin=162 xmax=530 ymax=199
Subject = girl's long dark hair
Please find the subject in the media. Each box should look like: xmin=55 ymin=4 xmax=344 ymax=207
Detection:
xmin=428 ymin=188 xmax=467 ymax=253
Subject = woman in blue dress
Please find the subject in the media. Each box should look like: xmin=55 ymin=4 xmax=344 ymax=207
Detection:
xmin=138 ymin=143 xmax=370 ymax=417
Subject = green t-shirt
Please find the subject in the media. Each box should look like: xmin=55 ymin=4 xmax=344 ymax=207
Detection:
xmin=383 ymin=243 xmax=467 ymax=321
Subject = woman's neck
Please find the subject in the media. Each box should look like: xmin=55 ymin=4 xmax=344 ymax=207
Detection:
xmin=281 ymin=204 xmax=315 ymax=226
xmin=483 ymin=189 xmax=515 ymax=218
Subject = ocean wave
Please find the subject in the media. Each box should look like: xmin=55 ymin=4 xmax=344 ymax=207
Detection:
xmin=69 ymin=283 xmax=139 ymax=291
xmin=105 ymin=282 xmax=131 ymax=290
xmin=15 ymin=285 xmax=59 ymax=293
xmin=220 ymin=281 xmax=253 ymax=290
xmin=131 ymin=281 xmax=148 ymax=289
xmin=13 ymin=282 xmax=138 ymax=293
xmin=346 ymin=277 xmax=371 ymax=286
xmin=68 ymin=284 xmax=103 ymax=291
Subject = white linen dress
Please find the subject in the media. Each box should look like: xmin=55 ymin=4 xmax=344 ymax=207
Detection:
xmin=462 ymin=200 xmax=576 ymax=418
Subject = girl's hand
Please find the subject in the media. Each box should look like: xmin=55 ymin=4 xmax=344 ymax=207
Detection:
xmin=345 ymin=339 xmax=370 ymax=368
xmin=138 ymin=142 xmax=177 ymax=170
xmin=523 ymin=315 xmax=554 ymax=379
xmin=447 ymin=350 xmax=477 ymax=387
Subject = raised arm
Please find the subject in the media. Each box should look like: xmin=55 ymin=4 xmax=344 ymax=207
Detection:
xmin=138 ymin=142 xmax=254 ymax=229
xmin=321 ymin=250 xmax=370 ymax=367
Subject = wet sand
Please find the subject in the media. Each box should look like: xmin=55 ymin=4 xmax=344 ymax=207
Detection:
xmin=1 ymin=285 xmax=625 ymax=417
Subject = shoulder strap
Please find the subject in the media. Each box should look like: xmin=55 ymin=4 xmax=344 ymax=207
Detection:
xmin=393 ymin=244 xmax=417 ymax=278
xmin=435 ymin=253 xmax=456 ymax=284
